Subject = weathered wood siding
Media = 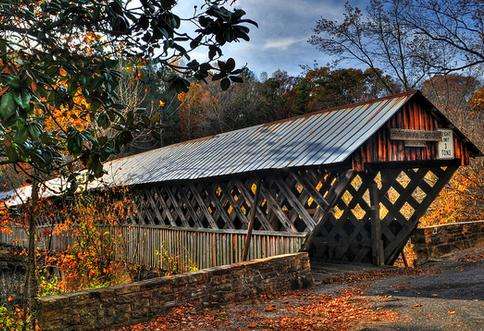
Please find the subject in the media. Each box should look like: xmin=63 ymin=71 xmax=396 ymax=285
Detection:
xmin=0 ymin=225 xmax=304 ymax=271
xmin=352 ymin=97 xmax=472 ymax=170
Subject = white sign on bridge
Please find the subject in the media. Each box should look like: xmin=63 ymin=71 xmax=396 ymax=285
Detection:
xmin=437 ymin=129 xmax=454 ymax=159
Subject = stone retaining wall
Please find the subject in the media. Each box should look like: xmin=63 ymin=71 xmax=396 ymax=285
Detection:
xmin=411 ymin=220 xmax=484 ymax=263
xmin=38 ymin=252 xmax=313 ymax=330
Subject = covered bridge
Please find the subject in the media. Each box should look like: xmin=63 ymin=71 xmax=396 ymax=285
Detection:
xmin=1 ymin=91 xmax=481 ymax=268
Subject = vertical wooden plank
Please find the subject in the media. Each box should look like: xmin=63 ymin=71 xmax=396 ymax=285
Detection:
xmin=369 ymin=172 xmax=384 ymax=266
xmin=242 ymin=180 xmax=262 ymax=261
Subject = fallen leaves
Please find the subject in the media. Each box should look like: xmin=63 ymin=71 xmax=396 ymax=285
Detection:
xmin=455 ymin=251 xmax=484 ymax=264
xmin=126 ymin=304 xmax=228 ymax=331
xmin=264 ymin=304 xmax=276 ymax=312
xmin=253 ymin=289 xmax=398 ymax=330
xmin=123 ymin=287 xmax=398 ymax=331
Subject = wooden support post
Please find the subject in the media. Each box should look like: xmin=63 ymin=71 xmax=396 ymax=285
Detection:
xmin=369 ymin=172 xmax=384 ymax=266
xmin=242 ymin=180 xmax=262 ymax=261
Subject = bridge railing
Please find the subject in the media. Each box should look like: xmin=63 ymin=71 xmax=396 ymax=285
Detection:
xmin=0 ymin=224 xmax=305 ymax=271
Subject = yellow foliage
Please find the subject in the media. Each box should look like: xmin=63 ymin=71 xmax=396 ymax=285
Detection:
xmin=0 ymin=201 xmax=12 ymax=235
xmin=177 ymin=82 xmax=218 ymax=139
xmin=43 ymin=88 xmax=91 ymax=132
xmin=421 ymin=166 xmax=484 ymax=226
xmin=83 ymin=31 xmax=101 ymax=44
xmin=469 ymin=87 xmax=484 ymax=112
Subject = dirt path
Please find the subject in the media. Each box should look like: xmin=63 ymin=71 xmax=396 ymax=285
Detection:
xmin=361 ymin=248 xmax=484 ymax=330
xmin=126 ymin=247 xmax=484 ymax=330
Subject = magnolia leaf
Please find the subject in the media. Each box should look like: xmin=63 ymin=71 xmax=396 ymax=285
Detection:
xmin=97 ymin=112 xmax=110 ymax=129
xmin=225 ymin=58 xmax=235 ymax=72
xmin=220 ymin=77 xmax=231 ymax=90
xmin=0 ymin=92 xmax=17 ymax=121
xmin=229 ymin=75 xmax=243 ymax=83
xmin=13 ymin=91 xmax=31 ymax=111
xmin=6 ymin=76 xmax=20 ymax=90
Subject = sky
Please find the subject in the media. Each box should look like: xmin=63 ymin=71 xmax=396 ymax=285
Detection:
xmin=175 ymin=0 xmax=357 ymax=78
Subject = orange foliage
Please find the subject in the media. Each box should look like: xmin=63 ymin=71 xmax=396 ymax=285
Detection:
xmin=42 ymin=86 xmax=92 ymax=132
xmin=421 ymin=76 xmax=483 ymax=227
xmin=0 ymin=201 xmax=12 ymax=235
xmin=34 ymin=32 xmax=103 ymax=133
xmin=469 ymin=87 xmax=484 ymax=112
xmin=40 ymin=189 xmax=136 ymax=293
xmin=421 ymin=165 xmax=484 ymax=226
xmin=177 ymin=82 xmax=218 ymax=139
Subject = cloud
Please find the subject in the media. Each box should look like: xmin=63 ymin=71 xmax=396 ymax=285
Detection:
xmin=174 ymin=0 xmax=348 ymax=75
xmin=264 ymin=37 xmax=306 ymax=50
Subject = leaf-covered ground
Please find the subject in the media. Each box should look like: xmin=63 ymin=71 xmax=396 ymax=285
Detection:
xmin=124 ymin=246 xmax=484 ymax=330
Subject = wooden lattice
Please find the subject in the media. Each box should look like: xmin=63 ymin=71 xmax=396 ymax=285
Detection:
xmin=25 ymin=159 xmax=458 ymax=266
xmin=308 ymin=162 xmax=458 ymax=264
xmin=129 ymin=168 xmax=350 ymax=234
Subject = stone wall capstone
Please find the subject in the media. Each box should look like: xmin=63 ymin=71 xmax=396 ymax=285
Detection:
xmin=411 ymin=220 xmax=484 ymax=263
xmin=37 ymin=252 xmax=313 ymax=330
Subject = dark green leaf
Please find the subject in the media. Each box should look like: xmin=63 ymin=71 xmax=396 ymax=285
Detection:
xmin=221 ymin=77 xmax=231 ymax=90
xmin=190 ymin=34 xmax=203 ymax=49
xmin=239 ymin=19 xmax=258 ymax=27
xmin=0 ymin=92 xmax=17 ymax=121
xmin=229 ymin=75 xmax=243 ymax=83
xmin=6 ymin=76 xmax=20 ymax=90
xmin=14 ymin=119 xmax=28 ymax=144
xmin=97 ymin=112 xmax=110 ymax=129
xmin=226 ymin=58 xmax=235 ymax=72
xmin=5 ymin=143 xmax=18 ymax=162
xmin=13 ymin=91 xmax=31 ymax=110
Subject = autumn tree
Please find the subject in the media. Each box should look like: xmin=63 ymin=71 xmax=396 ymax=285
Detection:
xmin=0 ymin=0 xmax=256 ymax=326
xmin=290 ymin=66 xmax=400 ymax=112
xmin=420 ymin=75 xmax=483 ymax=224
xmin=176 ymin=70 xmax=297 ymax=140
xmin=175 ymin=66 xmax=401 ymax=140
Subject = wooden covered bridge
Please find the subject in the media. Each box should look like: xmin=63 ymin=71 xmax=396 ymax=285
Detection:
xmin=0 ymin=91 xmax=480 ymax=269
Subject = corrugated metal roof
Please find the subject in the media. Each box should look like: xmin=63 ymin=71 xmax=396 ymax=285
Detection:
xmin=100 ymin=93 xmax=411 ymax=183
xmin=1 ymin=92 xmax=414 ymax=206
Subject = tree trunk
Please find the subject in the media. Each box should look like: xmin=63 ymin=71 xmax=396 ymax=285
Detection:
xmin=23 ymin=178 xmax=40 ymax=330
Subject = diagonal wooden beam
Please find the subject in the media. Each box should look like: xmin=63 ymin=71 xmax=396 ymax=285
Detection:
xmin=384 ymin=164 xmax=458 ymax=264
xmin=259 ymin=183 xmax=296 ymax=232
xmin=300 ymin=169 xmax=354 ymax=252
xmin=234 ymin=179 xmax=272 ymax=231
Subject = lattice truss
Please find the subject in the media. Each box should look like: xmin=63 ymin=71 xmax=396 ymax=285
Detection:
xmin=129 ymin=168 xmax=350 ymax=234
xmin=27 ymin=159 xmax=457 ymax=266
xmin=309 ymin=163 xmax=457 ymax=264
xmin=25 ymin=158 xmax=457 ymax=266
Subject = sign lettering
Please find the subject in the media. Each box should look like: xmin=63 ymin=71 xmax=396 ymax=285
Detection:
xmin=389 ymin=129 xmax=442 ymax=142
xmin=437 ymin=129 xmax=454 ymax=159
